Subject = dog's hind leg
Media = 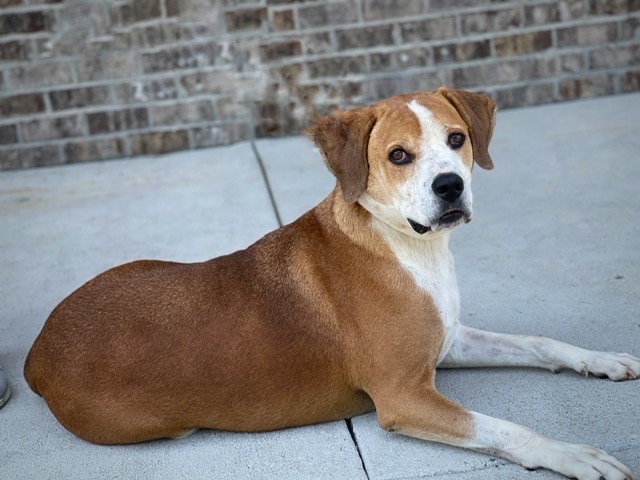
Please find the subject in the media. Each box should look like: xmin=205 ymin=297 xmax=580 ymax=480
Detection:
xmin=438 ymin=325 xmax=640 ymax=381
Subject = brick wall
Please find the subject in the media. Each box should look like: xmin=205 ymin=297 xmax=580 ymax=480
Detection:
xmin=0 ymin=0 xmax=638 ymax=170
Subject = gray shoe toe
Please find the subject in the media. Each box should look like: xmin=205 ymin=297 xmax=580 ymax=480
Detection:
xmin=0 ymin=369 xmax=11 ymax=409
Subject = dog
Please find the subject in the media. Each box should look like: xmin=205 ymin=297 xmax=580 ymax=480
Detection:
xmin=25 ymin=88 xmax=639 ymax=480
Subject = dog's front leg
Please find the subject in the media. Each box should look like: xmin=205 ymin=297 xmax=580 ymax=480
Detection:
xmin=439 ymin=325 xmax=640 ymax=380
xmin=374 ymin=386 xmax=635 ymax=479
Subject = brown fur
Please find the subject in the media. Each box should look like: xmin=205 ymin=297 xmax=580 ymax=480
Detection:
xmin=437 ymin=87 xmax=496 ymax=170
xmin=25 ymin=88 xmax=496 ymax=445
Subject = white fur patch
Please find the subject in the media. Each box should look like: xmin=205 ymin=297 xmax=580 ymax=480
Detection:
xmin=407 ymin=100 xmax=472 ymax=185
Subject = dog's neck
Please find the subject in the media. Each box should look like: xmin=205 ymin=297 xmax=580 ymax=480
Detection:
xmin=324 ymin=186 xmax=453 ymax=265
xmin=324 ymin=186 xmax=460 ymax=364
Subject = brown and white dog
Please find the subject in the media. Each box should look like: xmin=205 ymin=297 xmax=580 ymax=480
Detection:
xmin=25 ymin=88 xmax=639 ymax=480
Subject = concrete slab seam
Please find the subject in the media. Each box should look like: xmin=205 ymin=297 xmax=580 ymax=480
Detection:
xmin=348 ymin=418 xmax=371 ymax=480
xmin=251 ymin=140 xmax=283 ymax=228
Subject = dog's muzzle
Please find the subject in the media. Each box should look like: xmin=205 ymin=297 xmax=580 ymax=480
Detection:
xmin=408 ymin=209 xmax=471 ymax=235
xmin=438 ymin=208 xmax=466 ymax=226
xmin=408 ymin=219 xmax=431 ymax=234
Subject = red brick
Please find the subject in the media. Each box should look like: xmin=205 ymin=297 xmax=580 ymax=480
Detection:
xmin=119 ymin=0 xmax=162 ymax=23
xmin=50 ymin=86 xmax=112 ymax=110
xmin=401 ymin=16 xmax=456 ymax=42
xmin=336 ymin=25 xmax=394 ymax=50
xmin=151 ymin=100 xmax=215 ymax=126
xmin=588 ymin=0 xmax=640 ymax=15
xmin=131 ymin=130 xmax=189 ymax=155
xmin=589 ymin=45 xmax=640 ymax=70
xmin=21 ymin=115 xmax=84 ymax=142
xmin=369 ymin=51 xmax=393 ymax=72
xmin=495 ymin=31 xmax=552 ymax=56
xmin=77 ymin=53 xmax=138 ymax=81
xmin=270 ymin=10 xmax=294 ymax=31
xmin=461 ymin=8 xmax=521 ymax=34
xmin=0 ymin=40 xmax=31 ymax=61
xmin=453 ymin=60 xmax=525 ymax=88
xmin=298 ymin=1 xmax=357 ymax=29
xmin=64 ymin=138 xmax=125 ymax=164
xmin=557 ymin=22 xmax=618 ymax=47
xmin=0 ymin=11 xmax=52 ymax=35
xmin=254 ymin=101 xmax=282 ymax=136
xmin=180 ymin=71 xmax=251 ymax=95
xmin=301 ymin=32 xmax=333 ymax=55
xmin=113 ymin=79 xmax=178 ymax=103
xmin=225 ymin=8 xmax=267 ymax=31
xmin=0 ymin=93 xmax=45 ymax=117
xmin=525 ymin=1 xmax=584 ymax=26
xmin=528 ymin=56 xmax=557 ymax=79
xmin=307 ymin=55 xmax=366 ymax=78
xmin=259 ymin=40 xmax=302 ymax=62
xmin=434 ymin=40 xmax=491 ymax=64
xmin=215 ymin=97 xmax=251 ymax=121
xmin=620 ymin=17 xmax=640 ymax=41
xmin=165 ymin=0 xmax=181 ymax=17
xmin=494 ymin=83 xmax=555 ymax=108
xmin=87 ymin=108 xmax=149 ymax=135
xmin=192 ymin=123 xmax=251 ymax=148
xmin=0 ymin=146 xmax=61 ymax=170
xmin=142 ymin=44 xmax=218 ymax=73
xmin=559 ymin=74 xmax=616 ymax=100
xmin=429 ymin=0 xmax=490 ymax=11
xmin=9 ymin=61 xmax=73 ymax=88
xmin=0 ymin=124 xmax=17 ymax=145
xmin=364 ymin=0 xmax=424 ymax=20
xmin=560 ymin=53 xmax=586 ymax=74
xmin=620 ymin=70 xmax=640 ymax=92
xmin=361 ymin=76 xmax=403 ymax=101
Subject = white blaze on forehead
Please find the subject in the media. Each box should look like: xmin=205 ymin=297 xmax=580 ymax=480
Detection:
xmin=407 ymin=100 xmax=446 ymax=144
xmin=406 ymin=99 xmax=471 ymax=181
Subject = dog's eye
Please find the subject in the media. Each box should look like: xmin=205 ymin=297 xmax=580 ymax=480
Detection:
xmin=388 ymin=148 xmax=411 ymax=165
xmin=448 ymin=133 xmax=465 ymax=149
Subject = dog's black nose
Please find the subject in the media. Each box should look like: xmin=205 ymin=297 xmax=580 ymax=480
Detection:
xmin=431 ymin=173 xmax=464 ymax=203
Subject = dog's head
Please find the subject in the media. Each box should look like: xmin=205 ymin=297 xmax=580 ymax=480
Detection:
xmin=309 ymin=88 xmax=496 ymax=237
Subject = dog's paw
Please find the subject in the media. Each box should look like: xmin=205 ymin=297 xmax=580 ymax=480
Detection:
xmin=518 ymin=439 xmax=636 ymax=480
xmin=573 ymin=350 xmax=640 ymax=381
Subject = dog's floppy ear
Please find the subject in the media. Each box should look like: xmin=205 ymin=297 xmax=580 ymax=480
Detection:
xmin=308 ymin=107 xmax=376 ymax=203
xmin=438 ymin=87 xmax=497 ymax=170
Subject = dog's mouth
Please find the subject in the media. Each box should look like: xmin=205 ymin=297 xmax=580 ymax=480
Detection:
xmin=438 ymin=208 xmax=466 ymax=226
xmin=407 ymin=219 xmax=431 ymax=234
xmin=408 ymin=209 xmax=469 ymax=235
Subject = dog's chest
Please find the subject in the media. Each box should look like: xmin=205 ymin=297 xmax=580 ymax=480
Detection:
xmin=381 ymin=232 xmax=461 ymax=364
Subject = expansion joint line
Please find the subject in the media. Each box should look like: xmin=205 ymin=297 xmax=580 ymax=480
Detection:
xmin=250 ymin=141 xmax=283 ymax=228
xmin=347 ymin=418 xmax=371 ymax=480
xmin=251 ymin=141 xmax=368 ymax=478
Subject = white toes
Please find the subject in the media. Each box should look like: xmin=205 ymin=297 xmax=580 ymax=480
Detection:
xmin=574 ymin=351 xmax=640 ymax=382
xmin=589 ymin=448 xmax=635 ymax=480
xmin=563 ymin=445 xmax=627 ymax=480
xmin=517 ymin=438 xmax=635 ymax=480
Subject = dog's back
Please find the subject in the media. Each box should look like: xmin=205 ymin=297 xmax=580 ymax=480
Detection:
xmin=24 ymin=202 xmax=374 ymax=444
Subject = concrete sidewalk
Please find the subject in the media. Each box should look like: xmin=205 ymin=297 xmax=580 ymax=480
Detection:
xmin=1 ymin=94 xmax=639 ymax=479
